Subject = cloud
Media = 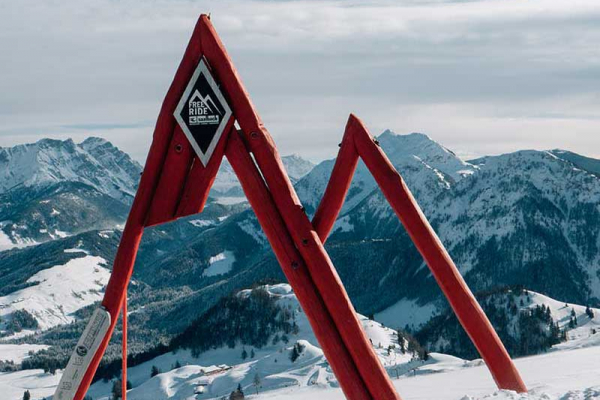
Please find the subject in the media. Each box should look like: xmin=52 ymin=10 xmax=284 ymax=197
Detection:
xmin=1 ymin=0 xmax=599 ymax=162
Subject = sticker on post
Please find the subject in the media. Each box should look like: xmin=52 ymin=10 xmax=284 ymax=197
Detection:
xmin=174 ymin=59 xmax=233 ymax=166
xmin=53 ymin=307 xmax=111 ymax=400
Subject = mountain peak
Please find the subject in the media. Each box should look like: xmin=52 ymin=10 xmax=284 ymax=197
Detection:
xmin=0 ymin=137 xmax=141 ymax=203
xmin=379 ymin=130 xmax=432 ymax=141
xmin=80 ymin=136 xmax=110 ymax=150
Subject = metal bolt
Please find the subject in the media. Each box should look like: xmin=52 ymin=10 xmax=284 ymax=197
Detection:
xmin=338 ymin=142 xmax=342 ymax=148
xmin=250 ymin=131 xmax=259 ymax=139
xmin=175 ymin=144 xmax=183 ymax=153
xmin=291 ymin=261 xmax=299 ymax=270
xmin=373 ymin=137 xmax=380 ymax=146
xmin=302 ymin=238 xmax=309 ymax=246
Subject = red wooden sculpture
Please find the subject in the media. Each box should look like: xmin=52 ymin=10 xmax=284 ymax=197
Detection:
xmin=53 ymin=15 xmax=526 ymax=400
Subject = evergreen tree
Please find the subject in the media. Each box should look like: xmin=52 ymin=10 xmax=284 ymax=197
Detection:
xmin=586 ymin=306 xmax=595 ymax=319
xmin=23 ymin=390 xmax=31 ymax=400
xmin=250 ymin=349 xmax=255 ymax=359
xmin=272 ymin=334 xmax=280 ymax=345
xmin=253 ymin=372 xmax=261 ymax=394
xmin=241 ymin=348 xmax=248 ymax=360
xmin=150 ymin=365 xmax=160 ymax=378
xmin=111 ymin=379 xmax=122 ymax=400
xmin=289 ymin=346 xmax=299 ymax=363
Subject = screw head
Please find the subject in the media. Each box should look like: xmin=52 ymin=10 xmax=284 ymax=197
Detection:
xmin=291 ymin=261 xmax=299 ymax=270
xmin=175 ymin=144 xmax=183 ymax=153
xmin=250 ymin=131 xmax=259 ymax=139
xmin=302 ymin=238 xmax=309 ymax=246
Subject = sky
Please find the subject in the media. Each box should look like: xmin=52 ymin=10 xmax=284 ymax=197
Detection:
xmin=1 ymin=0 xmax=599 ymax=163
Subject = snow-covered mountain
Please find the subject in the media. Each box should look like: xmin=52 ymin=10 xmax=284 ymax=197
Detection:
xmin=296 ymin=131 xmax=476 ymax=216
xmin=2 ymin=132 xmax=600 ymax=400
xmin=211 ymin=155 xmax=315 ymax=203
xmin=0 ymin=137 xmax=313 ymax=248
xmin=291 ymin=132 xmax=600 ymax=322
xmin=0 ymin=138 xmax=141 ymax=203
xmin=0 ymin=138 xmax=142 ymax=248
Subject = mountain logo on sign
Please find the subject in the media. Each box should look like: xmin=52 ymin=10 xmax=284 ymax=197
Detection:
xmin=188 ymin=90 xmax=221 ymax=126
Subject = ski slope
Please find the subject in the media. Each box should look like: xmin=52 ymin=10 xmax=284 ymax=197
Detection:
xmin=3 ymin=345 xmax=600 ymax=400
xmin=2 ymin=285 xmax=600 ymax=400
xmin=251 ymin=345 xmax=600 ymax=400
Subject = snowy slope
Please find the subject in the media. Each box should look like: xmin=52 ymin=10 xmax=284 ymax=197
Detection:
xmin=0 ymin=344 xmax=49 ymax=363
xmin=236 ymin=345 xmax=600 ymax=400
xmin=3 ymin=287 xmax=600 ymax=400
xmin=524 ymin=291 xmax=600 ymax=351
xmin=6 ymin=345 xmax=600 ymax=400
xmin=0 ymin=251 xmax=110 ymax=334
xmin=375 ymin=298 xmax=439 ymax=331
xmin=417 ymin=287 xmax=600 ymax=360
xmin=81 ymin=284 xmax=429 ymax=400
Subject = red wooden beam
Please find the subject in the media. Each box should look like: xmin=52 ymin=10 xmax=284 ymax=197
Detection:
xmin=225 ymin=129 xmax=372 ymax=400
xmin=312 ymin=113 xmax=527 ymax=393
xmin=198 ymin=15 xmax=401 ymax=400
xmin=54 ymin=18 xmax=211 ymax=400
xmin=312 ymin=128 xmax=359 ymax=243
xmin=145 ymin=127 xmax=195 ymax=226
xmin=121 ymin=297 xmax=128 ymax=400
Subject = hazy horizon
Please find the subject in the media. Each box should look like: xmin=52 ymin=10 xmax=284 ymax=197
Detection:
xmin=1 ymin=0 xmax=599 ymax=163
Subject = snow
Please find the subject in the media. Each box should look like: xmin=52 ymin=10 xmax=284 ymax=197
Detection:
xmin=332 ymin=215 xmax=354 ymax=233
xmin=238 ymin=218 xmax=267 ymax=246
xmin=375 ymin=298 xmax=439 ymax=331
xmin=0 ymin=138 xmax=141 ymax=204
xmin=189 ymin=219 xmax=217 ymax=228
xmin=82 ymin=283 xmax=421 ymax=399
xmin=0 ymin=229 xmax=15 ymax=251
xmin=0 ymin=369 xmax=61 ymax=400
xmin=214 ymin=197 xmax=247 ymax=205
xmin=203 ymin=251 xmax=236 ymax=277
xmin=295 ymin=130 xmax=476 ymax=218
xmin=0 ymin=344 xmax=49 ymax=363
xmin=53 ymin=230 xmax=69 ymax=238
xmin=521 ymin=291 xmax=600 ymax=351
xmin=9 ymin=332 xmax=600 ymax=400
xmin=5 ymin=285 xmax=600 ymax=400
xmin=0 ymin=222 xmax=37 ymax=251
xmin=0 ymin=255 xmax=110 ymax=333
xmin=246 ymin=345 xmax=600 ymax=400
xmin=210 ymin=155 xmax=313 ymax=199
xmin=63 ymin=248 xmax=89 ymax=254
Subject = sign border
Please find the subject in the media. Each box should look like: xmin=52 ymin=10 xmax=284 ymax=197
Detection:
xmin=174 ymin=58 xmax=233 ymax=166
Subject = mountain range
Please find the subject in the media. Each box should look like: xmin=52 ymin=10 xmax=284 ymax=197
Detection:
xmin=1 ymin=132 xmax=599 ymax=397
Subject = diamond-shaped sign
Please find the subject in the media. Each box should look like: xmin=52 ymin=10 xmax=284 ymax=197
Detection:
xmin=174 ymin=59 xmax=232 ymax=166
